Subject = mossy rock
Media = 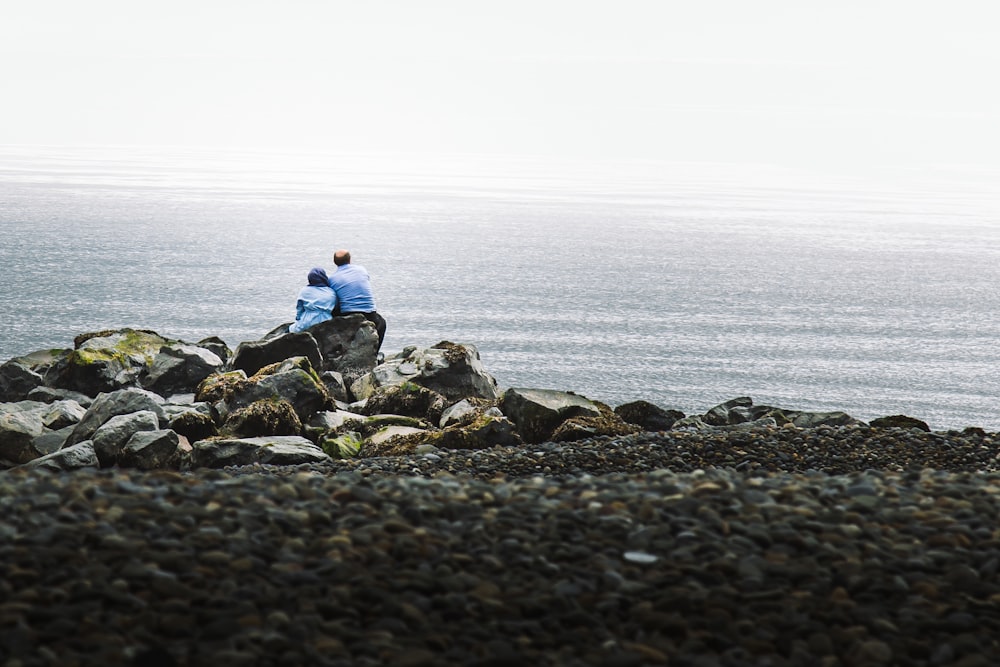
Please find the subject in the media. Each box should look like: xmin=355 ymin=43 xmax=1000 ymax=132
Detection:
xmin=550 ymin=401 xmax=641 ymax=442
xmin=54 ymin=329 xmax=172 ymax=395
xmin=222 ymin=399 xmax=303 ymax=437
xmin=361 ymin=381 xmax=447 ymax=422
xmin=195 ymin=371 xmax=250 ymax=404
xmin=869 ymin=414 xmax=931 ymax=432
xmin=168 ymin=411 xmax=219 ymax=442
xmin=342 ymin=414 xmax=433 ymax=439
xmin=321 ymin=431 xmax=363 ymax=459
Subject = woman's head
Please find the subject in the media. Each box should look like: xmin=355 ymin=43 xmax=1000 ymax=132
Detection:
xmin=307 ymin=267 xmax=329 ymax=286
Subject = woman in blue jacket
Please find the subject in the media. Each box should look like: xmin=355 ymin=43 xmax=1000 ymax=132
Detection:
xmin=289 ymin=267 xmax=338 ymax=332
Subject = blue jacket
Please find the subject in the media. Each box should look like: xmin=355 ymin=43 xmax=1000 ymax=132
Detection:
xmin=328 ymin=264 xmax=376 ymax=313
xmin=289 ymin=284 xmax=338 ymax=332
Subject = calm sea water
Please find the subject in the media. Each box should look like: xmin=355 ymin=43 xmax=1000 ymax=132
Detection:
xmin=2 ymin=146 xmax=999 ymax=430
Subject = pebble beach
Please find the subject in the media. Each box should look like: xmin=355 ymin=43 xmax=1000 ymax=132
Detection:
xmin=4 ymin=424 xmax=1000 ymax=666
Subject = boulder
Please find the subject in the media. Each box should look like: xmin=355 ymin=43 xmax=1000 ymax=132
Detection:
xmin=360 ymin=382 xmax=447 ymax=423
xmin=196 ymin=336 xmax=232 ymax=364
xmin=20 ymin=441 xmax=99 ymax=472
xmin=120 ymin=429 xmax=182 ymax=470
xmin=439 ymin=399 xmax=480 ymax=429
xmin=353 ymin=342 xmax=499 ymax=403
xmin=26 ymin=386 xmax=93 ymax=407
xmin=499 ymin=388 xmax=602 ymax=444
xmin=41 ymin=400 xmax=87 ymax=430
xmin=90 ymin=410 xmax=161 ymax=467
xmin=427 ymin=413 xmax=522 ymax=451
xmin=0 ymin=404 xmax=47 ymax=464
xmin=0 ymin=360 xmax=45 ymax=402
xmin=304 ymin=409 xmax=366 ymax=443
xmin=550 ymin=402 xmax=641 ymax=442
xmin=65 ymin=388 xmax=167 ymax=447
xmin=194 ymin=370 xmax=248 ymax=404
xmin=45 ymin=329 xmax=170 ymax=396
xmin=167 ymin=409 xmax=218 ymax=442
xmin=869 ymin=414 xmax=930 ymax=432
xmin=307 ymin=315 xmax=380 ymax=385
xmin=189 ymin=436 xmax=331 ymax=469
xmin=228 ymin=358 xmax=330 ymax=423
xmin=704 ymin=397 xmax=754 ymax=426
xmin=321 ymin=431 xmax=363 ymax=459
xmin=31 ymin=425 xmax=76 ymax=458
xmin=142 ymin=343 xmax=225 ymax=396
xmin=614 ymin=400 xmax=685 ymax=432
xmin=222 ymin=400 xmax=303 ymax=438
xmin=319 ymin=371 xmax=349 ymax=403
xmin=230 ymin=332 xmax=322 ymax=378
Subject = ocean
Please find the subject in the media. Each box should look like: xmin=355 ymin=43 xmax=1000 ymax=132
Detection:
xmin=2 ymin=146 xmax=999 ymax=430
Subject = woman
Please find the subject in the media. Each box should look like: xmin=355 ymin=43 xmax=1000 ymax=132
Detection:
xmin=289 ymin=267 xmax=338 ymax=333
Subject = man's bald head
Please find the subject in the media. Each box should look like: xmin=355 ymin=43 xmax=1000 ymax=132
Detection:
xmin=334 ymin=250 xmax=351 ymax=266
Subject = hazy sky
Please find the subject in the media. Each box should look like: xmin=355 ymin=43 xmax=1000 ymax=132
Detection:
xmin=2 ymin=1 xmax=998 ymax=170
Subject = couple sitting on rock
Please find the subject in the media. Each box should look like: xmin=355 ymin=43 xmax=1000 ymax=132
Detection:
xmin=289 ymin=249 xmax=387 ymax=351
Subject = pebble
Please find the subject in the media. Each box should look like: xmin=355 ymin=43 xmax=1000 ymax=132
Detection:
xmin=1 ymin=424 xmax=999 ymax=665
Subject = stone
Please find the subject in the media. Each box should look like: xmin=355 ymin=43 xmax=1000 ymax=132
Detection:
xmin=90 ymin=410 xmax=161 ymax=467
xmin=26 ymin=386 xmax=93 ymax=407
xmin=439 ymin=399 xmax=479 ymax=429
xmin=352 ymin=341 xmax=499 ymax=403
xmin=189 ymin=435 xmax=331 ymax=468
xmin=230 ymin=331 xmax=322 ymax=378
xmin=0 ymin=404 xmax=47 ymax=464
xmin=321 ymin=431 xmax=364 ymax=459
xmin=499 ymin=388 xmax=602 ymax=444
xmin=194 ymin=370 xmax=249 ymax=404
xmin=307 ymin=315 xmax=380 ymax=385
xmin=0 ymin=359 xmax=45 ymax=402
xmin=550 ymin=402 xmax=641 ymax=442
xmin=20 ymin=440 xmax=99 ymax=472
xmin=228 ymin=360 xmax=330 ymax=423
xmin=367 ymin=425 xmax=427 ymax=447
xmin=614 ymin=400 xmax=684 ymax=431
xmin=196 ymin=336 xmax=232 ymax=364
xmin=45 ymin=328 xmax=170 ymax=396
xmin=65 ymin=388 xmax=167 ymax=447
xmin=120 ymin=429 xmax=182 ymax=470
xmin=30 ymin=425 xmax=76 ymax=457
xmin=704 ymin=397 xmax=754 ymax=426
xmin=870 ymin=414 xmax=931 ymax=432
xmin=222 ymin=400 xmax=303 ymax=438
xmin=41 ymin=400 xmax=87 ymax=430
xmin=167 ymin=409 xmax=218 ymax=442
xmin=319 ymin=371 xmax=349 ymax=403
xmin=360 ymin=382 xmax=447 ymax=423
xmin=142 ymin=343 xmax=225 ymax=396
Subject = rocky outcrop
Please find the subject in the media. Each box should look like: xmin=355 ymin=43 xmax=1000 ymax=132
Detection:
xmin=226 ymin=358 xmax=331 ymax=423
xmin=499 ymin=388 xmax=602 ymax=444
xmin=45 ymin=329 xmax=170 ymax=396
xmin=352 ymin=342 xmax=499 ymax=402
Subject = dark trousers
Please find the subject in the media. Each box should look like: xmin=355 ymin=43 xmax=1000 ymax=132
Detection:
xmin=335 ymin=310 xmax=386 ymax=351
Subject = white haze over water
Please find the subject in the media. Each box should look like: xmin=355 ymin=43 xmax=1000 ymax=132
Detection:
xmin=2 ymin=146 xmax=999 ymax=431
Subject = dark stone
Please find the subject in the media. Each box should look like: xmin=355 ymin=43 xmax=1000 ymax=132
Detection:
xmin=231 ymin=332 xmax=323 ymax=378
xmin=120 ymin=429 xmax=182 ymax=470
xmin=499 ymin=388 xmax=601 ymax=444
xmin=870 ymin=414 xmax=931 ymax=432
xmin=360 ymin=382 xmax=448 ymax=423
xmin=223 ymin=400 xmax=303 ymax=437
xmin=614 ymin=400 xmax=684 ymax=431
xmin=0 ymin=360 xmax=45 ymax=402
xmin=307 ymin=315 xmax=379 ymax=384
xmin=65 ymin=388 xmax=167 ymax=447
xmin=142 ymin=343 xmax=225 ymax=396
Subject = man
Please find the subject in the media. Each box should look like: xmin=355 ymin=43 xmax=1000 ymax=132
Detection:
xmin=328 ymin=249 xmax=387 ymax=351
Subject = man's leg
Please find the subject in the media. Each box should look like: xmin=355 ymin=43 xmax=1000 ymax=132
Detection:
xmin=365 ymin=312 xmax=387 ymax=351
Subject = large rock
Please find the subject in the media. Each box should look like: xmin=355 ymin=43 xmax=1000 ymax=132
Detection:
xmin=230 ymin=332 xmax=322 ymax=378
xmin=228 ymin=358 xmax=330 ymax=423
xmin=41 ymin=400 xmax=87 ymax=430
xmin=45 ymin=329 xmax=170 ymax=396
xmin=31 ymin=425 xmax=77 ymax=458
xmin=704 ymin=397 xmax=754 ymax=426
xmin=0 ymin=360 xmax=45 ymax=402
xmin=704 ymin=397 xmax=861 ymax=429
xmin=550 ymin=402 xmax=641 ymax=442
xmin=90 ymin=410 xmax=161 ymax=467
xmin=222 ymin=400 xmax=303 ymax=437
xmin=353 ymin=342 xmax=499 ymax=403
xmin=20 ymin=441 xmax=99 ymax=472
xmin=26 ymin=386 xmax=93 ymax=407
xmin=189 ymin=436 xmax=331 ymax=468
xmin=119 ymin=429 xmax=182 ymax=469
xmin=65 ymin=388 xmax=167 ymax=447
xmin=614 ymin=400 xmax=685 ymax=432
xmin=499 ymin=388 xmax=602 ymax=444
xmin=307 ymin=315 xmax=380 ymax=384
xmin=0 ymin=403 xmax=47 ymax=464
xmin=360 ymin=382 xmax=447 ymax=423
xmin=869 ymin=414 xmax=931 ymax=432
xmin=142 ymin=343 xmax=225 ymax=396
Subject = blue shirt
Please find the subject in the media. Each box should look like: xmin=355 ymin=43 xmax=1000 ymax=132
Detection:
xmin=289 ymin=284 xmax=338 ymax=332
xmin=328 ymin=263 xmax=376 ymax=313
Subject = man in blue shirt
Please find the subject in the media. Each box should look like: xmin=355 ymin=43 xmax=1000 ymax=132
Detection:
xmin=328 ymin=249 xmax=387 ymax=351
